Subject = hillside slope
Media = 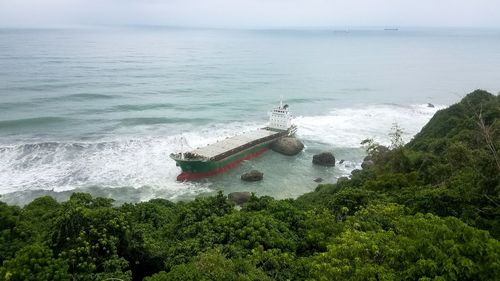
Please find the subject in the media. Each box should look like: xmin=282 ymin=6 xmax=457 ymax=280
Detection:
xmin=298 ymin=89 xmax=500 ymax=237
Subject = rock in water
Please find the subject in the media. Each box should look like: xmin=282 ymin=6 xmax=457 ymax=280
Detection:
xmin=314 ymin=177 xmax=323 ymax=183
xmin=427 ymin=103 xmax=435 ymax=108
xmin=271 ymin=137 xmax=304 ymax=156
xmin=228 ymin=192 xmax=252 ymax=205
xmin=241 ymin=170 xmax=264 ymax=181
xmin=312 ymin=152 xmax=336 ymax=166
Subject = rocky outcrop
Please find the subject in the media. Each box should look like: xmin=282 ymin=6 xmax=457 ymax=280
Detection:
xmin=427 ymin=103 xmax=435 ymax=108
xmin=241 ymin=170 xmax=264 ymax=182
xmin=271 ymin=137 xmax=304 ymax=156
xmin=228 ymin=192 xmax=252 ymax=205
xmin=313 ymin=177 xmax=323 ymax=183
xmin=312 ymin=152 xmax=336 ymax=166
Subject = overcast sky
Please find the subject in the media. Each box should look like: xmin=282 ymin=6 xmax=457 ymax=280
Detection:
xmin=1 ymin=0 xmax=499 ymax=28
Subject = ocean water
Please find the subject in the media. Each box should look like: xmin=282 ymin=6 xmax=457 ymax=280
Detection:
xmin=1 ymin=27 xmax=499 ymax=205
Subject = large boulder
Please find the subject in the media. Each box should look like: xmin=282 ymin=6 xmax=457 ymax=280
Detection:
xmin=228 ymin=192 xmax=252 ymax=205
xmin=313 ymin=177 xmax=323 ymax=183
xmin=312 ymin=152 xmax=336 ymax=166
xmin=271 ymin=137 xmax=304 ymax=156
xmin=241 ymin=170 xmax=264 ymax=182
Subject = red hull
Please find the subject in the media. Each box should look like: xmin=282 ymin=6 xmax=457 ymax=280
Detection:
xmin=176 ymin=147 xmax=269 ymax=181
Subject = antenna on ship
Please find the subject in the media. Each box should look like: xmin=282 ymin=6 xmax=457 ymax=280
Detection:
xmin=280 ymin=95 xmax=283 ymax=109
xmin=181 ymin=133 xmax=184 ymax=159
xmin=180 ymin=131 xmax=187 ymax=160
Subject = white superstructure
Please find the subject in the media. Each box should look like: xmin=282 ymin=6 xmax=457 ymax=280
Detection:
xmin=268 ymin=100 xmax=292 ymax=131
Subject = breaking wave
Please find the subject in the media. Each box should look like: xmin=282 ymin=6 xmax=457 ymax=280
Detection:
xmin=295 ymin=103 xmax=444 ymax=148
xmin=0 ymin=103 xmax=443 ymax=200
xmin=0 ymin=122 xmax=262 ymax=196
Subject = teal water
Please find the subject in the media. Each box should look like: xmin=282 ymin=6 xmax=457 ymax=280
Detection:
xmin=1 ymin=27 xmax=499 ymax=205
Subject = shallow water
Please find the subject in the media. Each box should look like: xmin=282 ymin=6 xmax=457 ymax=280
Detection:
xmin=1 ymin=27 xmax=499 ymax=205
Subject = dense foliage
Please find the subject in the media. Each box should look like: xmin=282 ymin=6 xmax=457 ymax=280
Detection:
xmin=1 ymin=90 xmax=499 ymax=280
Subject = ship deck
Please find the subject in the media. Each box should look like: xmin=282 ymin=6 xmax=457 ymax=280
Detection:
xmin=191 ymin=128 xmax=282 ymax=161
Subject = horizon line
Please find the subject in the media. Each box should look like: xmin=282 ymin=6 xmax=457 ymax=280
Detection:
xmin=1 ymin=24 xmax=500 ymax=31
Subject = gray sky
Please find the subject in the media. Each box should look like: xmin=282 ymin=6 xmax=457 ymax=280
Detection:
xmin=1 ymin=0 xmax=499 ymax=28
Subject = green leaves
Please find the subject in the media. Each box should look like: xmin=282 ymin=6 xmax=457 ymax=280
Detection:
xmin=0 ymin=243 xmax=70 ymax=281
xmin=1 ymin=190 xmax=499 ymax=281
xmin=49 ymin=194 xmax=132 ymax=280
xmin=303 ymin=204 xmax=500 ymax=281
xmin=146 ymin=249 xmax=271 ymax=281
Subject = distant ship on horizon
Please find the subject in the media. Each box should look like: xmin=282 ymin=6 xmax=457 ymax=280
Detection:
xmin=384 ymin=28 xmax=399 ymax=31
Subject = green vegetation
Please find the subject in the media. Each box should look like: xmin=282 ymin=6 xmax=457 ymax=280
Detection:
xmin=1 ymin=90 xmax=499 ymax=280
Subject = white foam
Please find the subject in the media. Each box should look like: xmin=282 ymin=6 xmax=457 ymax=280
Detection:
xmin=0 ymin=121 xmax=261 ymax=196
xmin=294 ymin=104 xmax=444 ymax=148
xmin=0 ymin=104 xmax=443 ymax=197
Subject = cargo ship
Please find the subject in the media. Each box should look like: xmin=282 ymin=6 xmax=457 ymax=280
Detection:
xmin=170 ymin=101 xmax=297 ymax=181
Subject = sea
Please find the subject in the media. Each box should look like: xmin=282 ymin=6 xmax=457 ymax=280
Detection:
xmin=1 ymin=26 xmax=499 ymax=205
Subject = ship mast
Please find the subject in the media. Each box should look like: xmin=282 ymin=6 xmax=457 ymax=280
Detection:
xmin=180 ymin=133 xmax=186 ymax=159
